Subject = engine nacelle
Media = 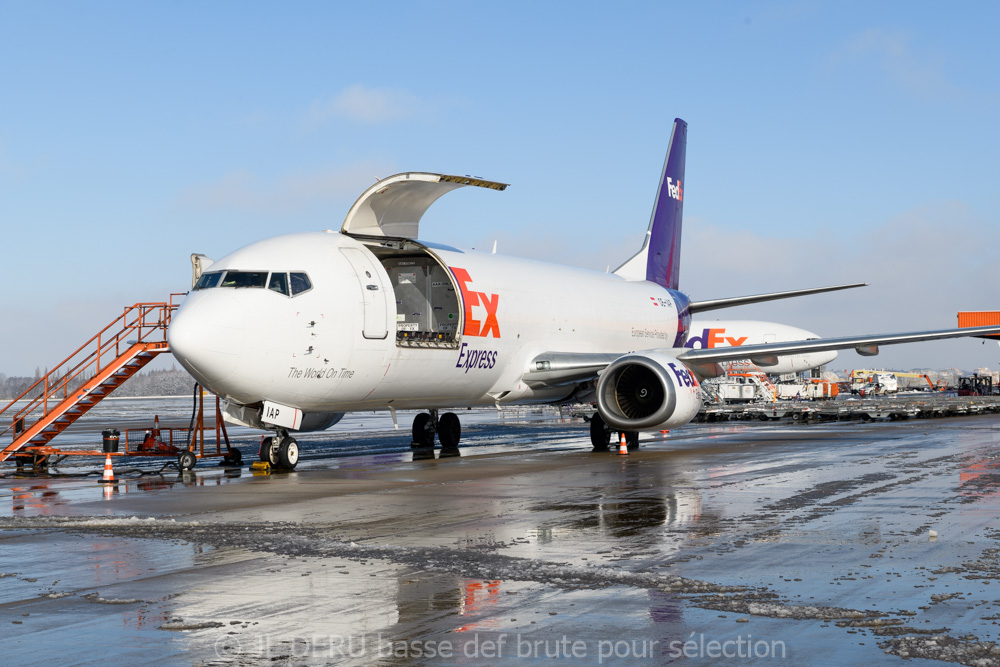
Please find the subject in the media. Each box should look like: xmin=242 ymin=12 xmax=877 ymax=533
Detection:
xmin=297 ymin=411 xmax=345 ymax=432
xmin=596 ymin=352 xmax=703 ymax=431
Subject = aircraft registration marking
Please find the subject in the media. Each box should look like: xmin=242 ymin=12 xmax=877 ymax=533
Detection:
xmin=263 ymin=401 xmax=303 ymax=430
xmin=650 ymin=296 xmax=674 ymax=308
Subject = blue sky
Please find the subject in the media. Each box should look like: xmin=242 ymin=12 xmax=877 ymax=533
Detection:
xmin=1 ymin=1 xmax=999 ymax=376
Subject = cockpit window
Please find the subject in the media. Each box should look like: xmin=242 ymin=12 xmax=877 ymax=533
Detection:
xmin=268 ymin=272 xmax=289 ymax=296
xmin=193 ymin=271 xmax=223 ymax=290
xmin=220 ymin=271 xmax=268 ymax=288
xmin=290 ymin=272 xmax=312 ymax=295
xmin=192 ymin=270 xmax=309 ymax=296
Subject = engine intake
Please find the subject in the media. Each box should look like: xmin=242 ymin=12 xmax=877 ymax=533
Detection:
xmin=596 ymin=352 xmax=702 ymax=431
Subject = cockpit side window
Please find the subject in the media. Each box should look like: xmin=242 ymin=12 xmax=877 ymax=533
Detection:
xmin=268 ymin=272 xmax=289 ymax=296
xmin=290 ymin=272 xmax=312 ymax=296
xmin=221 ymin=271 xmax=268 ymax=288
xmin=193 ymin=271 xmax=224 ymax=290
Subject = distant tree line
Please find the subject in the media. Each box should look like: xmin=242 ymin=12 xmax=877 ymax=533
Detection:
xmin=0 ymin=367 xmax=198 ymax=401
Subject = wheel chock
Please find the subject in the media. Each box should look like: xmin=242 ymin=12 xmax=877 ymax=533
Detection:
xmin=250 ymin=461 xmax=272 ymax=474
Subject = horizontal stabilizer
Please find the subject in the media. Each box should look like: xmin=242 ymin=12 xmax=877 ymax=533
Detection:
xmin=689 ymin=283 xmax=867 ymax=314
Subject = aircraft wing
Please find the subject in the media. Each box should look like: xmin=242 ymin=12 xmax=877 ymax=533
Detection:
xmin=675 ymin=325 xmax=1000 ymax=369
xmin=523 ymin=325 xmax=1000 ymax=388
xmin=689 ymin=283 xmax=867 ymax=314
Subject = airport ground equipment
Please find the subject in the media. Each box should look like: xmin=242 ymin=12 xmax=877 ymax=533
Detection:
xmin=958 ymin=312 xmax=1000 ymax=339
xmin=958 ymin=374 xmax=995 ymax=397
xmin=850 ymin=370 xmax=899 ymax=396
xmin=893 ymin=372 xmax=946 ymax=391
xmin=696 ymin=394 xmax=1000 ymax=423
xmin=849 ymin=370 xmax=944 ymax=395
xmin=4 ymin=390 xmax=238 ymax=472
xmin=700 ymin=361 xmax=779 ymax=403
xmin=0 ymin=296 xmax=239 ymax=470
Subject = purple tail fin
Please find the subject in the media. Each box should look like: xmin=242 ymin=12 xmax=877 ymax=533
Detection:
xmin=645 ymin=118 xmax=687 ymax=289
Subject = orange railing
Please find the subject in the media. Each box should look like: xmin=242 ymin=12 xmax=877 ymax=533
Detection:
xmin=0 ymin=294 xmax=185 ymax=441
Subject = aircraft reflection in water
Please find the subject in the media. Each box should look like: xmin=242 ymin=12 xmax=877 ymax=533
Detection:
xmin=167 ymin=118 xmax=1000 ymax=468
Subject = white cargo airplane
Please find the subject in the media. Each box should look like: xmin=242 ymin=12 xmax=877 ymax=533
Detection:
xmin=684 ymin=320 xmax=835 ymax=374
xmin=167 ymin=118 xmax=1000 ymax=469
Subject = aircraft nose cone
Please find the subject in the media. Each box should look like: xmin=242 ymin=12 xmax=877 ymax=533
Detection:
xmin=168 ymin=293 xmax=246 ymax=391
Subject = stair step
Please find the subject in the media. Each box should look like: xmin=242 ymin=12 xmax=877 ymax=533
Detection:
xmin=0 ymin=318 xmax=169 ymax=460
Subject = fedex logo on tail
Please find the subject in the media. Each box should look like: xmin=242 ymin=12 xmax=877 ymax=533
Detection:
xmin=666 ymin=177 xmax=683 ymax=201
xmin=452 ymin=267 xmax=500 ymax=338
xmin=684 ymin=328 xmax=748 ymax=349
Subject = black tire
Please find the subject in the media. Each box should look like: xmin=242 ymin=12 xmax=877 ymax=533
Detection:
xmin=626 ymin=431 xmax=640 ymax=451
xmin=590 ymin=412 xmax=611 ymax=451
xmin=278 ymin=438 xmax=299 ymax=470
xmin=259 ymin=437 xmax=279 ymax=466
xmin=438 ymin=412 xmax=461 ymax=450
xmin=224 ymin=448 xmax=243 ymax=465
xmin=412 ymin=413 xmax=435 ymax=448
xmin=178 ymin=450 xmax=197 ymax=470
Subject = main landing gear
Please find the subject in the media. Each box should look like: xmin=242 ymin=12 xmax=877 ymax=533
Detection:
xmin=258 ymin=430 xmax=299 ymax=470
xmin=411 ymin=409 xmax=462 ymax=458
xmin=589 ymin=412 xmax=639 ymax=452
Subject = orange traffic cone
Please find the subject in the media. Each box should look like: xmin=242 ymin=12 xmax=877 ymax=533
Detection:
xmin=99 ymin=453 xmax=116 ymax=484
xmin=152 ymin=415 xmax=161 ymax=438
xmin=618 ymin=432 xmax=629 ymax=456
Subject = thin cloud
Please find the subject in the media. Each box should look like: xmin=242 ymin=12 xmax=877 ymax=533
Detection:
xmin=306 ymin=84 xmax=425 ymax=127
xmin=177 ymin=160 xmax=394 ymax=214
xmin=829 ymin=28 xmax=960 ymax=99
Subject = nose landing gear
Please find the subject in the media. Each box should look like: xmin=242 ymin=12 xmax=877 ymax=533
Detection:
xmin=258 ymin=430 xmax=299 ymax=470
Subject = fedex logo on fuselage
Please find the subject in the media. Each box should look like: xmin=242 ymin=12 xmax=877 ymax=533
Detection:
xmin=666 ymin=177 xmax=683 ymax=201
xmin=452 ymin=267 xmax=500 ymax=338
xmin=684 ymin=328 xmax=748 ymax=349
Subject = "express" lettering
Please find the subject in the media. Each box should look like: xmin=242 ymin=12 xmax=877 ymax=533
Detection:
xmin=455 ymin=343 xmax=498 ymax=373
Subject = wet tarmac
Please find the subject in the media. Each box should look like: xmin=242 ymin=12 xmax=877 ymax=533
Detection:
xmin=4 ymin=406 xmax=1000 ymax=665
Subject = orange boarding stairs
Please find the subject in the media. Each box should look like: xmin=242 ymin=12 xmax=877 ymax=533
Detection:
xmin=0 ymin=299 xmax=180 ymax=464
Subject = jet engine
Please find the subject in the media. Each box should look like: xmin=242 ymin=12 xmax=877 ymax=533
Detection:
xmin=297 ymin=411 xmax=346 ymax=432
xmin=596 ymin=352 xmax=703 ymax=431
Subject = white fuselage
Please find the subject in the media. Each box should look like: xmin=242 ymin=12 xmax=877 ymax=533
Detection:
xmin=168 ymin=231 xmax=685 ymax=414
xmin=684 ymin=320 xmax=836 ymax=374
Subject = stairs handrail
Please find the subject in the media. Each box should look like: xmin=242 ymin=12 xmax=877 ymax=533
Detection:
xmin=0 ymin=300 xmax=178 ymax=440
